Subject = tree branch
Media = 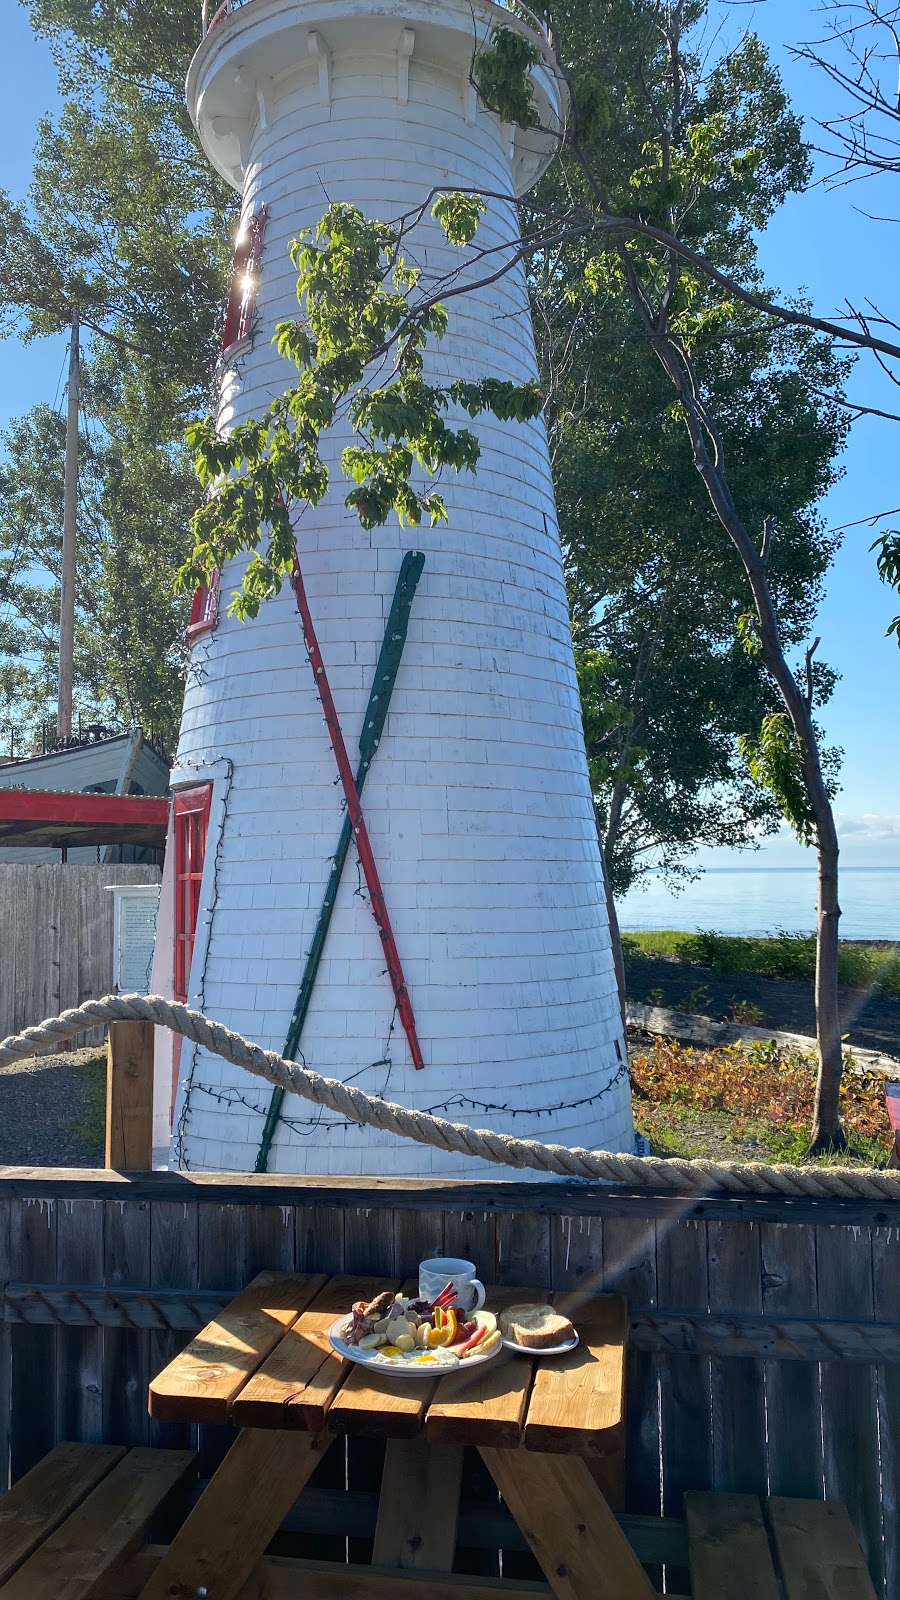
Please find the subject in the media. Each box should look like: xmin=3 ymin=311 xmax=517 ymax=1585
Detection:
xmin=805 ymin=636 xmax=821 ymax=710
xmin=388 ymin=183 xmax=900 ymax=365
xmin=761 ymin=515 xmax=775 ymax=564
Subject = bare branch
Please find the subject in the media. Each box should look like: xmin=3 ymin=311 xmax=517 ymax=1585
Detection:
xmin=389 ymin=183 xmax=900 ymax=365
xmin=830 ymin=504 xmax=900 ymax=531
xmin=804 ymin=381 xmax=900 ymax=423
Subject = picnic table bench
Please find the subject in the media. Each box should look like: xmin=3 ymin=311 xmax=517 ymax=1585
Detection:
xmin=0 ymin=1268 xmax=879 ymax=1599
xmin=0 ymin=1445 xmax=878 ymax=1598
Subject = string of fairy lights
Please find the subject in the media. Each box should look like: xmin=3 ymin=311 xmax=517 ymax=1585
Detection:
xmin=176 ymin=816 xmax=628 ymax=1163
xmin=171 ymin=731 xmax=630 ymax=1164
xmin=171 ymin=709 xmax=629 ymax=1167
xmin=183 ymin=1056 xmax=630 ymax=1152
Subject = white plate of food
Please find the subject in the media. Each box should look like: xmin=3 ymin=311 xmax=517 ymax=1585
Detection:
xmin=497 ymin=1303 xmax=580 ymax=1357
xmin=329 ymin=1286 xmax=503 ymax=1378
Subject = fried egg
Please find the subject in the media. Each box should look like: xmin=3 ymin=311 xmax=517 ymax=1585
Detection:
xmin=373 ymin=1346 xmax=460 ymax=1368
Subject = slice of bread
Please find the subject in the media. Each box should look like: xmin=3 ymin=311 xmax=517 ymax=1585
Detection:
xmin=498 ymin=1303 xmax=575 ymax=1349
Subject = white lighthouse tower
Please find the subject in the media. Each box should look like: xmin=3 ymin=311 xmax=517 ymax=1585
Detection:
xmin=155 ymin=0 xmax=635 ymax=1174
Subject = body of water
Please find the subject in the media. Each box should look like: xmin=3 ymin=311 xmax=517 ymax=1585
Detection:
xmin=617 ymin=867 xmax=898 ymax=941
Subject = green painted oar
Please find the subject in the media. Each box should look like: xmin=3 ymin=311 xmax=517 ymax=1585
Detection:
xmin=254 ymin=549 xmax=425 ymax=1171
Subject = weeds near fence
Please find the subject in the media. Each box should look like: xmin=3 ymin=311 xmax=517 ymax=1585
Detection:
xmin=58 ymin=1055 xmax=106 ymax=1161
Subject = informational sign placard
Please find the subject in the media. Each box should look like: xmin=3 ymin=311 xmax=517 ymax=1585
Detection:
xmin=109 ymin=885 xmax=160 ymax=995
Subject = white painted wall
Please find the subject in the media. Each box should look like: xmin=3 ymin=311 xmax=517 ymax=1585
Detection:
xmin=164 ymin=0 xmax=634 ymax=1174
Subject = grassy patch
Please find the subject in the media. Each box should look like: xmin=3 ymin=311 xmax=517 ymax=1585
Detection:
xmin=630 ymin=1034 xmax=891 ymax=1167
xmin=622 ymin=928 xmax=900 ymax=996
xmin=59 ymin=1054 xmax=106 ymax=1158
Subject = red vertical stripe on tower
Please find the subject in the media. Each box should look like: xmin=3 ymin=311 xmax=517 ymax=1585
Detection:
xmin=290 ymin=551 xmax=425 ymax=1070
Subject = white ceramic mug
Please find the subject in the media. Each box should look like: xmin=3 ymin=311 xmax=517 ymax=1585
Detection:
xmin=419 ymin=1256 xmax=486 ymax=1314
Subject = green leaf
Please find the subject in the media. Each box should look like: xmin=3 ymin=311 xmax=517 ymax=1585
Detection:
xmin=739 ymin=714 xmax=816 ymax=845
xmin=182 ymin=204 xmax=542 ymax=611
xmin=472 ymin=26 xmax=541 ymax=130
xmin=432 ymin=193 xmax=486 ymax=246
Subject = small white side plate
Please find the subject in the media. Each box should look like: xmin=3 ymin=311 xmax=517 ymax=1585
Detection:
xmin=501 ymin=1331 xmax=580 ymax=1357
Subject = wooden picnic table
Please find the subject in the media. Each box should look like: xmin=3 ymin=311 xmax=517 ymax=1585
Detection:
xmin=141 ymin=1270 xmax=657 ymax=1600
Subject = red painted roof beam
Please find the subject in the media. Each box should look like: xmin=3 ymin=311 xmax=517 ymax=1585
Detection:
xmin=0 ymin=790 xmax=170 ymax=848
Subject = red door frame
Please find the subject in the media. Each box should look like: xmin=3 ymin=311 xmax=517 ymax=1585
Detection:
xmin=173 ymin=784 xmax=213 ymax=1003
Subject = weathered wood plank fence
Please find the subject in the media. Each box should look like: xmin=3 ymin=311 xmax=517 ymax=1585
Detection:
xmin=0 ymin=1166 xmax=897 ymax=1594
xmin=0 ymin=865 xmax=160 ymax=1044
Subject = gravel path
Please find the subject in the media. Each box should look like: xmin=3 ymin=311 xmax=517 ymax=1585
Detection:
xmin=0 ymin=1048 xmax=105 ymax=1167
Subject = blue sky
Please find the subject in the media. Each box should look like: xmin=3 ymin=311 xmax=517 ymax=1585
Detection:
xmin=1 ymin=0 xmax=898 ymax=866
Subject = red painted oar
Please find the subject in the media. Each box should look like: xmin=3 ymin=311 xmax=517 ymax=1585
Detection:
xmin=290 ymin=551 xmax=425 ymax=1070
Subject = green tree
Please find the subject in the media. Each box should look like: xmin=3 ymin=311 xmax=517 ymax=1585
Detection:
xmin=519 ymin=1 xmax=849 ymax=897
xmin=179 ymin=200 xmax=541 ymax=611
xmin=554 ymin=298 xmax=846 ymax=893
xmin=874 ymin=533 xmax=900 ymax=639
xmin=0 ymin=0 xmax=232 ymax=747
xmin=0 ymin=396 xmax=192 ymax=748
xmin=462 ymin=0 xmax=851 ymax=1147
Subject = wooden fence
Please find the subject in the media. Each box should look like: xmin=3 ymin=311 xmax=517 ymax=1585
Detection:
xmin=0 ymin=864 xmax=160 ymax=1044
xmin=0 ymin=1166 xmax=897 ymax=1593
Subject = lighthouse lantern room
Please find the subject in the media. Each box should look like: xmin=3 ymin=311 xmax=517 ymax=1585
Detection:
xmin=154 ymin=0 xmax=635 ymax=1174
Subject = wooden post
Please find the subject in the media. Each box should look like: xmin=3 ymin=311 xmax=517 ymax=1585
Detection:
xmin=106 ymin=1020 xmax=155 ymax=1170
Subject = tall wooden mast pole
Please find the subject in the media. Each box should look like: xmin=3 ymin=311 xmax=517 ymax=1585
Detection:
xmin=57 ymin=310 xmax=79 ymax=741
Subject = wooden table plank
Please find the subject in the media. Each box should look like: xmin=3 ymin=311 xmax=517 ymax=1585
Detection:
xmin=521 ymin=1293 xmax=627 ymax=1456
xmin=425 ymin=1351 xmax=533 ymax=1449
xmin=327 ymin=1276 xmax=435 ymax=1439
xmin=479 ymin=1446 xmax=657 ymax=1600
xmin=766 ymin=1496 xmax=878 ymax=1599
xmin=372 ymin=1437 xmax=464 ymax=1569
xmin=0 ymin=1441 xmax=125 ymax=1583
xmin=328 ymin=1363 xmax=438 ymax=1439
xmin=233 ymin=1276 xmax=398 ymax=1431
xmin=0 ymin=1447 xmax=196 ymax=1600
xmin=136 ymin=1429 xmax=335 ymax=1600
xmin=684 ymin=1492 xmax=781 ymax=1600
xmin=148 ymin=1270 xmax=327 ymax=1424
xmin=425 ymin=1286 xmax=536 ymax=1449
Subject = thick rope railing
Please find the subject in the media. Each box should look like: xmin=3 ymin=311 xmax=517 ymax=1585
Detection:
xmin=3 ymin=993 xmax=899 ymax=1200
